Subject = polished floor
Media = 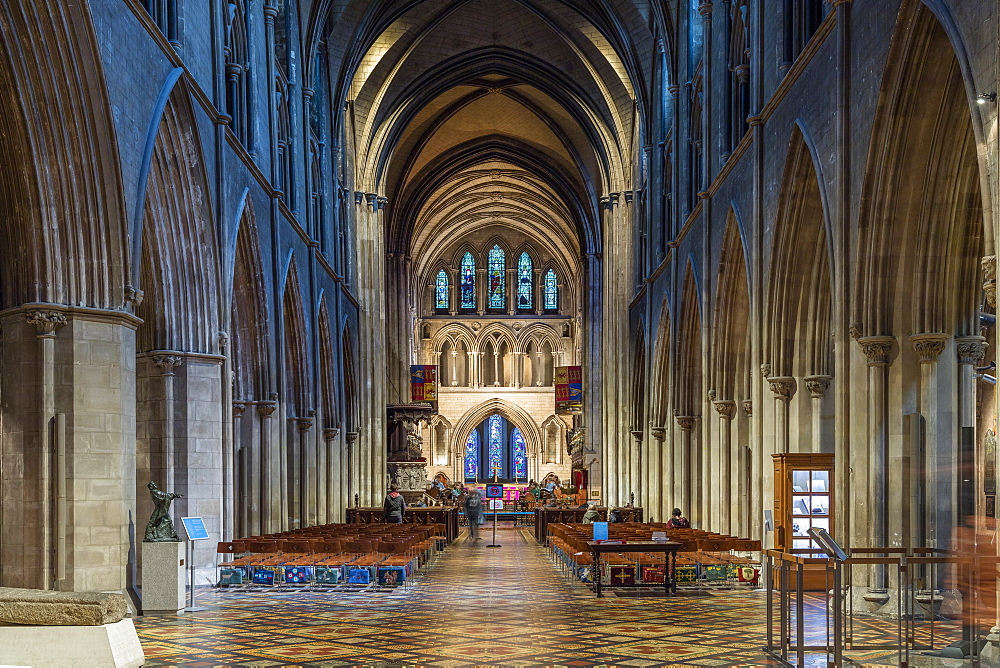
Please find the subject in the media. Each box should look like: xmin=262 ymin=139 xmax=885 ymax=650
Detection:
xmin=133 ymin=529 xmax=960 ymax=667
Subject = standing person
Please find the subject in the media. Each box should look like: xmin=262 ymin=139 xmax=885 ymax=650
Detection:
xmin=463 ymin=487 xmax=483 ymax=540
xmin=384 ymin=484 xmax=406 ymax=524
xmin=668 ymin=508 xmax=690 ymax=528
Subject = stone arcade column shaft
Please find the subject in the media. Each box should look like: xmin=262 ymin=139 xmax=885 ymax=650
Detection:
xmin=908 ymin=333 xmax=949 ymax=549
xmin=858 ymin=335 xmax=894 ymax=589
xmin=232 ymin=403 xmax=247 ymax=537
xmin=256 ymin=400 xmax=277 ymax=534
xmin=767 ymin=377 xmax=796 ymax=454
xmin=675 ymin=416 xmax=697 ymax=516
xmin=803 ymin=376 xmax=832 ymax=454
xmin=323 ymin=428 xmax=340 ymax=522
xmin=714 ymin=400 xmax=736 ymax=535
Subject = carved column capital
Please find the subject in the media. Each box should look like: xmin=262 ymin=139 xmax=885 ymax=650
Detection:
xmin=152 ymin=354 xmax=184 ymax=375
xmin=323 ymin=427 xmax=340 ymax=442
xmin=741 ymin=400 xmax=752 ymax=417
xmin=26 ymin=311 xmax=67 ymax=338
xmin=713 ymin=400 xmax=736 ymax=419
xmin=675 ymin=415 xmax=698 ymax=431
xmin=983 ymin=255 xmax=996 ymax=308
xmin=256 ymin=401 xmax=277 ymax=418
xmin=908 ymin=333 xmax=949 ymax=363
xmin=296 ymin=416 xmax=314 ymax=432
xmin=630 ymin=429 xmax=643 ymax=442
xmin=650 ymin=427 xmax=666 ymax=441
xmin=232 ymin=402 xmax=247 ymax=418
xmin=803 ymin=375 xmax=833 ymax=399
xmin=857 ymin=335 xmax=894 ymax=366
xmin=956 ymin=335 xmax=988 ymax=365
xmin=345 ymin=431 xmax=359 ymax=444
xmin=767 ymin=376 xmax=796 ymax=401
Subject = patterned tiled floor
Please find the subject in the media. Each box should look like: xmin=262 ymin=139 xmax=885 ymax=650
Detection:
xmin=134 ymin=529 xmax=962 ymax=666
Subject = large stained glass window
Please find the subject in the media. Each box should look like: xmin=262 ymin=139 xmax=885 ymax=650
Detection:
xmin=488 ymin=245 xmax=505 ymax=309
xmin=544 ymin=268 xmax=558 ymax=310
xmin=460 ymin=252 xmax=476 ymax=309
xmin=464 ymin=429 xmax=479 ymax=481
xmin=511 ymin=427 xmax=527 ymax=481
xmin=487 ymin=413 xmax=503 ymax=479
xmin=435 ymin=270 xmax=449 ymax=310
xmin=517 ymin=252 xmax=532 ymax=310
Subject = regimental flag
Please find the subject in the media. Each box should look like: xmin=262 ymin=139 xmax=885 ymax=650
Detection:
xmin=410 ymin=365 xmax=438 ymax=401
xmin=555 ymin=365 xmax=583 ymax=414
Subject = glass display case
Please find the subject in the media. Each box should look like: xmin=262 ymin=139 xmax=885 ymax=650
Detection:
xmin=772 ymin=453 xmax=834 ymax=553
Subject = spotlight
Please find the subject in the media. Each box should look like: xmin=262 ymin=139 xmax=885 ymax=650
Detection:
xmin=977 ymin=373 xmax=997 ymax=385
xmin=981 ymin=311 xmax=996 ymax=327
xmin=977 ymin=92 xmax=997 ymax=105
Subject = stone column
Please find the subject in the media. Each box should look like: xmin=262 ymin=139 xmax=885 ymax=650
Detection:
xmin=151 ymin=354 xmax=183 ymax=494
xmin=534 ymin=268 xmax=543 ymax=315
xmin=767 ymin=376 xmax=796 ymax=454
xmin=507 ymin=268 xmax=516 ymax=315
xmin=651 ymin=427 xmax=667 ymax=521
xmin=232 ymin=403 xmax=247 ymax=537
xmin=476 ymin=268 xmax=487 ymax=315
xmin=906 ymin=334 xmax=947 ymax=549
xmin=448 ymin=269 xmax=458 ymax=316
xmin=298 ymin=414 xmax=315 ymax=527
xmin=256 ymin=400 xmax=277 ymax=533
xmin=803 ymin=375 xmax=832 ymax=453
xmin=450 ymin=348 xmax=459 ymax=386
xmin=511 ymin=351 xmax=524 ymax=388
xmin=714 ymin=400 xmax=736 ymax=535
xmin=956 ymin=336 xmax=986 ymax=532
xmin=630 ymin=429 xmax=643 ymax=508
xmin=324 ymin=427 xmax=340 ymax=522
xmin=346 ymin=431 xmax=359 ymax=509
xmin=858 ymin=335 xmax=894 ymax=589
xmin=676 ymin=416 xmax=697 ymax=516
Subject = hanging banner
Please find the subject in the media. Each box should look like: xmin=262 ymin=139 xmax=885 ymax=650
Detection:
xmin=555 ymin=365 xmax=583 ymax=414
xmin=410 ymin=365 xmax=438 ymax=402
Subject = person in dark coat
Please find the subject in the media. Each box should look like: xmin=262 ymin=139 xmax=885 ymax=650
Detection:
xmin=668 ymin=508 xmax=690 ymax=528
xmin=463 ymin=488 xmax=483 ymax=540
xmin=383 ymin=484 xmax=406 ymax=523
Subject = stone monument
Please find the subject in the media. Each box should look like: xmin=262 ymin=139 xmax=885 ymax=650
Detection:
xmin=141 ymin=481 xmax=185 ymax=614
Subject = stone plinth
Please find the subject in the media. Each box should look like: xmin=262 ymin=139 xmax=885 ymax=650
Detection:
xmin=141 ymin=541 xmax=185 ymax=614
xmin=0 ymin=587 xmax=128 ymax=626
xmin=0 ymin=617 xmax=144 ymax=667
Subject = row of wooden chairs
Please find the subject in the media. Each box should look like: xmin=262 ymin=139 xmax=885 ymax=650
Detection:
xmin=216 ymin=523 xmax=446 ymax=589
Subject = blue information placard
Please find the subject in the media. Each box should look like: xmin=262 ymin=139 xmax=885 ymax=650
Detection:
xmin=592 ymin=521 xmax=609 ymax=541
xmin=180 ymin=517 xmax=210 ymax=541
xmin=485 ymin=484 xmax=504 ymax=498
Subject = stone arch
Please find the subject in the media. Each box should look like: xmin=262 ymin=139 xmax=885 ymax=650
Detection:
xmin=540 ymin=415 xmax=565 ymax=466
xmin=714 ymin=210 xmax=751 ymax=401
xmin=230 ymin=196 xmax=270 ymax=402
xmin=0 ymin=0 xmax=128 ymax=310
xmin=451 ymin=398 xmax=541 ymax=460
xmin=631 ymin=322 xmax=646 ymax=433
xmin=676 ymin=263 xmax=703 ymax=416
xmin=766 ymin=124 xmax=833 ymax=378
xmin=318 ymin=296 xmax=337 ymax=429
xmin=429 ymin=414 xmax=453 ymax=467
xmin=282 ymin=258 xmax=311 ymax=415
xmin=649 ymin=293 xmax=672 ymax=428
xmin=135 ymin=83 xmax=220 ymax=354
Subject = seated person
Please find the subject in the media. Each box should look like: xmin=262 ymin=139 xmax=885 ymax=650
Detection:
xmin=608 ymin=508 xmax=624 ymax=523
xmin=668 ymin=507 xmax=691 ymax=528
xmin=582 ymin=504 xmax=600 ymax=523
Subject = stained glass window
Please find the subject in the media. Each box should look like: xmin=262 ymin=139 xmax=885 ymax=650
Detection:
xmin=488 ymin=245 xmax=505 ymax=309
xmin=464 ymin=429 xmax=479 ymax=480
xmin=435 ymin=270 xmax=449 ymax=310
xmin=517 ymin=252 xmax=532 ymax=310
xmin=544 ymin=269 xmax=558 ymax=310
xmin=460 ymin=252 xmax=475 ymax=309
xmin=512 ymin=427 xmax=527 ymax=481
xmin=487 ymin=413 xmax=503 ymax=479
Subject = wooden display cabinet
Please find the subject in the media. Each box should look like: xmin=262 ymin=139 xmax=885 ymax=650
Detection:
xmin=772 ymin=453 xmax=834 ymax=590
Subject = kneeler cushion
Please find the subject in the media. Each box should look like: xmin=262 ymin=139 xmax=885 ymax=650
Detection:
xmin=285 ymin=566 xmax=313 ymax=583
xmin=377 ymin=566 xmax=407 ymax=585
xmin=315 ymin=567 xmax=341 ymax=584
xmin=219 ymin=568 xmax=244 ymax=585
xmin=704 ymin=564 xmax=728 ymax=581
xmin=348 ymin=567 xmax=371 ymax=584
xmin=674 ymin=565 xmax=697 ymax=582
xmin=252 ymin=568 xmax=275 ymax=585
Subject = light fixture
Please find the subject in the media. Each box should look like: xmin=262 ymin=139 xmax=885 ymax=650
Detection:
xmin=980 ymin=311 xmax=996 ymax=327
xmin=977 ymin=92 xmax=996 ymax=105
xmin=976 ymin=373 xmax=997 ymax=386
xmin=976 ymin=361 xmax=997 ymax=373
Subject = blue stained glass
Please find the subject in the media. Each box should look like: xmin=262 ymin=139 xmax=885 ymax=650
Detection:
xmin=517 ymin=252 xmax=532 ymax=310
xmin=488 ymin=245 xmax=505 ymax=309
xmin=488 ymin=414 xmax=503 ymax=479
xmin=460 ymin=253 xmax=475 ymax=309
xmin=512 ymin=427 xmax=527 ymax=481
xmin=435 ymin=270 xmax=449 ymax=309
xmin=544 ymin=269 xmax=558 ymax=310
xmin=464 ymin=430 xmax=479 ymax=480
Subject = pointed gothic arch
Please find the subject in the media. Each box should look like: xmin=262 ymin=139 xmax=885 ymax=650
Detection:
xmin=230 ymin=197 xmax=271 ymax=401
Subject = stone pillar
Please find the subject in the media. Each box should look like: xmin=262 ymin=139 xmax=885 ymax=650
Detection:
xmin=298 ymin=414 xmax=316 ymax=527
xmin=346 ymin=431 xmax=359 ymax=509
xmin=907 ymin=334 xmax=948 ymax=549
xmin=675 ymin=416 xmax=697 ymax=516
xmin=151 ymin=354 xmax=183 ymax=494
xmin=511 ymin=351 xmax=524 ymax=388
xmin=767 ymin=376 xmax=796 ymax=454
xmin=507 ymin=268 xmax=516 ymax=315
xmin=232 ymin=403 xmax=247 ymax=537
xmin=858 ymin=335 xmax=894 ymax=589
xmin=476 ymin=268 xmax=486 ymax=315
xmin=651 ymin=427 xmax=666 ymax=522
xmin=714 ymin=400 xmax=736 ymax=535
xmin=803 ymin=375 xmax=832 ymax=453
xmin=2 ymin=306 xmax=139 ymax=593
xmin=534 ymin=268 xmax=543 ymax=315
xmin=256 ymin=401 xmax=277 ymax=533
xmin=449 ymin=349 xmax=459 ymax=386
xmin=323 ymin=427 xmax=340 ymax=522
xmin=956 ymin=336 xmax=986 ymax=533
xmin=448 ymin=269 xmax=458 ymax=316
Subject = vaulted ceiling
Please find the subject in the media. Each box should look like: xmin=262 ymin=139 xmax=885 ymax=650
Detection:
xmin=308 ymin=0 xmax=667 ymax=269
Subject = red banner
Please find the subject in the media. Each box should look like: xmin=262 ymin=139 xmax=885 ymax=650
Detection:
xmin=555 ymin=365 xmax=582 ymax=414
xmin=410 ymin=365 xmax=437 ymax=402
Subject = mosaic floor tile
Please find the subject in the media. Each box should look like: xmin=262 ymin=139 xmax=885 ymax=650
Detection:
xmin=134 ymin=528 xmax=963 ymax=666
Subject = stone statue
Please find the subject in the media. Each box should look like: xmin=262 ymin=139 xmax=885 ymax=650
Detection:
xmin=143 ymin=481 xmax=182 ymax=542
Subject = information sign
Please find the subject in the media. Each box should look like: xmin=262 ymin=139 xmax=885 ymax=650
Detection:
xmin=592 ymin=521 xmax=609 ymax=541
xmin=180 ymin=517 xmax=210 ymax=541
xmin=490 ymin=499 xmax=504 ymax=510
xmin=485 ymin=484 xmax=504 ymax=498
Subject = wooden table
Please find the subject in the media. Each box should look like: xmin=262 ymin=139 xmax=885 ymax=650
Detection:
xmin=587 ymin=540 xmax=684 ymax=598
